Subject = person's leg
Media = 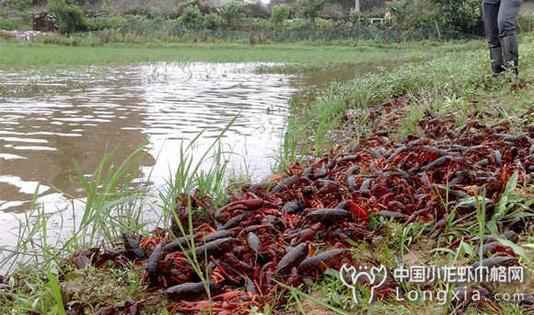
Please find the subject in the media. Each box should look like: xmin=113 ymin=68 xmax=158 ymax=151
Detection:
xmin=498 ymin=0 xmax=521 ymax=76
xmin=483 ymin=0 xmax=504 ymax=74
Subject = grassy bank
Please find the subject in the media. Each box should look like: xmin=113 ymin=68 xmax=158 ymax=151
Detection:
xmin=280 ymin=34 xmax=534 ymax=313
xmin=285 ymin=34 xmax=534 ymax=155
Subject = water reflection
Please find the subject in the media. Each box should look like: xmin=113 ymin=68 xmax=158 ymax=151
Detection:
xmin=0 ymin=63 xmax=296 ymax=214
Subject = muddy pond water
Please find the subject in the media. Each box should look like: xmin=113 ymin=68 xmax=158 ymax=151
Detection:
xmin=0 ymin=61 xmax=364 ymax=252
xmin=0 ymin=62 xmax=301 ymax=247
xmin=0 ymin=63 xmax=300 ymax=211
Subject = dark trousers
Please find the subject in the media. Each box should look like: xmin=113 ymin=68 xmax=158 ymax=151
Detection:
xmin=482 ymin=0 xmax=521 ymax=49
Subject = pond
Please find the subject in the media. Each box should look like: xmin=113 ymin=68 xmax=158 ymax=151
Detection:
xmin=0 ymin=62 xmax=303 ymax=248
xmin=0 ymin=60 xmax=373 ymax=255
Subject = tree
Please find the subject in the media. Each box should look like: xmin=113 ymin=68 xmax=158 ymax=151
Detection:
xmin=391 ymin=0 xmax=482 ymax=38
xmin=49 ymin=0 xmax=88 ymax=33
xmin=271 ymin=4 xmax=289 ymax=30
xmin=431 ymin=0 xmax=482 ymax=35
xmin=2 ymin=0 xmax=33 ymax=12
xmin=219 ymin=1 xmax=242 ymax=28
xmin=177 ymin=4 xmax=204 ymax=30
xmin=298 ymin=0 xmax=328 ymax=23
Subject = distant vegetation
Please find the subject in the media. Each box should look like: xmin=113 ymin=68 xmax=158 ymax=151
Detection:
xmin=0 ymin=39 xmax=433 ymax=66
xmin=1 ymin=0 xmax=533 ymax=42
xmin=0 ymin=0 xmax=32 ymax=30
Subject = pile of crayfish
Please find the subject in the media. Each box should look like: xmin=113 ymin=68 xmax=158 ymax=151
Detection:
xmin=65 ymin=99 xmax=533 ymax=314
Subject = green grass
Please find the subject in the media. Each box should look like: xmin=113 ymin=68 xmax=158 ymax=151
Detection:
xmin=0 ymin=39 xmax=477 ymax=67
xmin=282 ymin=33 xmax=534 ymax=158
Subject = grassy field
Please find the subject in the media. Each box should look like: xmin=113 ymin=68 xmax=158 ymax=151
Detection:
xmin=0 ymin=39 xmax=483 ymax=67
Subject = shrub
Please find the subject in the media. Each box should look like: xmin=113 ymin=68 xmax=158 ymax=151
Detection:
xmin=431 ymin=0 xmax=482 ymax=36
xmin=390 ymin=0 xmax=438 ymax=31
xmin=2 ymin=0 xmax=32 ymax=12
xmin=49 ymin=0 xmax=88 ymax=34
xmin=284 ymin=18 xmax=307 ymax=32
xmin=119 ymin=15 xmax=177 ymax=36
xmin=298 ymin=0 xmax=327 ymax=23
xmin=0 ymin=19 xmax=19 ymax=31
xmin=250 ymin=17 xmax=272 ymax=31
xmin=315 ymin=17 xmax=335 ymax=31
xmin=390 ymin=0 xmax=482 ymax=38
xmin=219 ymin=2 xmax=242 ymax=28
xmin=177 ymin=5 xmax=205 ymax=30
xmin=271 ymin=4 xmax=290 ymax=29
xmin=204 ymin=13 xmax=224 ymax=30
xmin=86 ymin=16 xmax=126 ymax=31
